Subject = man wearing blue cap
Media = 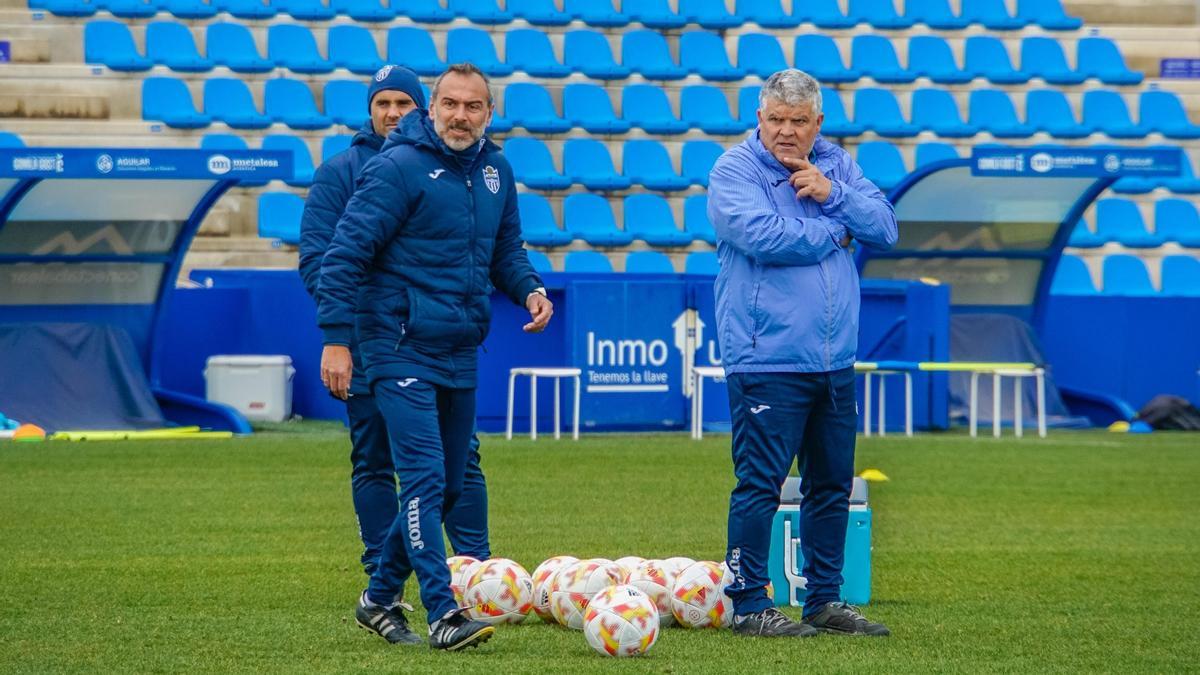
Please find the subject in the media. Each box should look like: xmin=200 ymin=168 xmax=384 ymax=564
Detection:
xmin=299 ymin=65 xmax=492 ymax=647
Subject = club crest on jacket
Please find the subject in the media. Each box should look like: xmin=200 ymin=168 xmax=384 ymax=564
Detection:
xmin=483 ymin=165 xmax=500 ymax=194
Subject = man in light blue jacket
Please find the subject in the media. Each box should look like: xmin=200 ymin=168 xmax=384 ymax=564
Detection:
xmin=708 ymin=69 xmax=898 ymax=638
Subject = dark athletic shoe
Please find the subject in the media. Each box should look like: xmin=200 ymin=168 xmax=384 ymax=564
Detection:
xmin=731 ymin=607 xmax=818 ymax=637
xmin=428 ymin=608 xmax=495 ymax=651
xmin=805 ymin=602 xmax=891 ymax=636
xmin=355 ymin=592 xmax=423 ymax=645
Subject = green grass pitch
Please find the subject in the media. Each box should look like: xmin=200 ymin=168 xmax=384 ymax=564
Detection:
xmin=2 ymin=426 xmax=1198 ymax=673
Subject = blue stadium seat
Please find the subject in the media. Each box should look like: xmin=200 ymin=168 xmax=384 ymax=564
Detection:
xmin=565 ymin=0 xmax=630 ymax=26
xmin=624 ymin=194 xmax=693 ymax=246
xmin=851 ymin=35 xmax=916 ymax=84
xmin=1017 ymin=0 xmax=1081 ymax=30
xmin=968 ymin=89 xmax=1035 ymax=138
xmin=685 ymin=250 xmax=719 ymax=275
xmin=102 ymin=0 xmax=158 ymax=18
xmin=504 ymin=137 xmax=571 ymax=190
xmin=903 ymin=0 xmax=968 ymax=29
xmin=682 ymin=140 xmax=724 ymax=187
xmin=1083 ymin=90 xmax=1149 ymax=139
xmin=623 ymin=139 xmax=690 ymax=191
xmin=162 ymin=0 xmax=218 ymax=19
xmin=509 ymin=0 xmax=572 ymax=25
xmin=794 ymin=35 xmax=859 ymax=84
xmin=447 ymin=28 xmax=513 ymax=77
xmin=447 ymin=0 xmax=513 ymax=24
xmin=854 ymin=89 xmax=920 ymax=138
xmin=820 ymin=87 xmax=865 ymax=137
xmin=1026 ymin=89 xmax=1091 ymax=139
xmin=911 ymin=89 xmax=976 ymax=138
xmin=142 ymin=77 xmax=212 ymax=128
xmin=204 ymin=78 xmax=272 ymax=129
xmin=393 ymin=0 xmax=453 ymax=22
xmin=324 ymin=80 xmax=368 ymax=128
xmin=564 ymin=138 xmax=632 ymax=191
xmin=680 ymin=31 xmax=745 ymax=81
xmin=504 ymin=83 xmax=570 ymax=133
xmin=563 ymin=250 xmax=615 ymax=273
xmin=738 ymin=85 xmax=760 ymax=128
xmin=1050 ymin=255 xmax=1097 ymax=294
xmin=200 ymin=132 xmax=248 ymax=151
xmin=207 ymin=23 xmax=273 ymax=73
xmin=960 ymin=0 xmax=1026 ymax=29
xmin=43 ymin=0 xmax=96 ymax=17
xmin=564 ymin=194 xmax=633 ymax=246
xmin=276 ymin=0 xmax=335 ymax=20
xmin=526 ymin=248 xmax=555 ymax=273
xmin=258 ymin=192 xmax=304 ymax=244
xmin=623 ymin=30 xmax=687 ymax=80
xmin=623 ymin=0 xmax=687 ymax=28
xmin=738 ymin=33 xmax=788 ymax=79
xmin=517 ymin=193 xmax=573 ymax=247
xmin=220 ymin=0 xmax=277 ymax=18
xmin=488 ymin=106 xmax=514 ymax=135
xmin=1077 ymin=37 xmax=1143 ymax=85
xmin=1067 ymin=217 xmax=1105 ymax=248
xmin=849 ymin=0 xmax=914 ymax=29
xmin=321 ymin=134 xmax=353 ymax=161
xmin=1095 ymin=198 xmax=1164 ymax=247
xmin=679 ymin=0 xmax=744 ymax=28
xmin=856 ymin=141 xmax=907 ymax=191
xmin=84 ymin=21 xmax=152 ymax=72
xmin=1161 ymin=255 xmax=1200 ymax=295
xmin=684 ymin=194 xmax=716 ymax=244
xmin=623 ymin=85 xmax=687 ymax=134
xmin=265 ymin=79 xmax=331 ymax=130
xmin=564 ymin=30 xmax=631 ymax=80
xmin=907 ymin=36 xmax=971 ymax=84
xmin=262 ymin=135 xmax=315 ymax=187
xmin=1139 ymin=91 xmax=1200 ymax=139
xmin=681 ymin=85 xmax=745 ymax=135
xmin=1102 ymin=255 xmax=1156 ymax=295
xmin=625 ymin=251 xmax=676 ymax=274
xmin=793 ymin=0 xmax=855 ymax=28
xmin=387 ymin=27 xmax=447 ymax=76
xmin=1155 ymin=199 xmax=1200 ymax=247
xmin=145 ymin=22 xmax=212 ymax=72
xmin=563 ymin=84 xmax=630 ymax=134
xmin=0 ymin=131 xmax=24 ymax=147
xmin=914 ymin=141 xmax=960 ymax=168
xmin=506 ymin=30 xmax=570 ymax=78
xmin=1020 ymin=37 xmax=1086 ymax=85
xmin=268 ymin=25 xmax=334 ymax=74
xmin=736 ymin=0 xmax=799 ymax=28
xmin=328 ymin=25 xmax=384 ymax=75
xmin=1164 ymin=149 xmax=1200 ymax=194
xmin=331 ymin=0 xmax=394 ymax=21
xmin=965 ymin=36 xmax=1030 ymax=85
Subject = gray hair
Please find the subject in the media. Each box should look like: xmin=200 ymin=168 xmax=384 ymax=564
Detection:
xmin=758 ymin=69 xmax=822 ymax=114
xmin=431 ymin=62 xmax=494 ymax=107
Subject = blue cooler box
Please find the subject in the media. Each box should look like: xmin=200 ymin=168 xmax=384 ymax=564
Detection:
xmin=767 ymin=476 xmax=872 ymax=606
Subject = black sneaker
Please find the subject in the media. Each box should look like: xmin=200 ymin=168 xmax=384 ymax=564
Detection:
xmin=805 ymin=601 xmax=890 ymax=636
xmin=731 ymin=607 xmax=818 ymax=637
xmin=428 ymin=608 xmax=495 ymax=652
xmin=355 ymin=592 xmax=423 ymax=645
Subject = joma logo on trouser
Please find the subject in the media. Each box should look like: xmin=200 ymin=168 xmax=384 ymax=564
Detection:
xmin=406 ymin=497 xmax=424 ymax=550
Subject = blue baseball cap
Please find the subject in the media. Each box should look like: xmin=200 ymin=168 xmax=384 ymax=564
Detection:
xmin=367 ymin=65 xmax=427 ymax=113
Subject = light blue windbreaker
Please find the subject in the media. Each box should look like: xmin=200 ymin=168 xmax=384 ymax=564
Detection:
xmin=708 ymin=132 xmax=899 ymax=374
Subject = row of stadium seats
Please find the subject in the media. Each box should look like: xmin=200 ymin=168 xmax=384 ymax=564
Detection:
xmin=1054 ymin=254 xmax=1200 ymax=296
xmin=87 ymin=20 xmax=1139 ymax=85
xmin=141 ymin=75 xmax=1198 ymax=144
xmin=42 ymin=0 xmax=1082 ymax=31
xmin=1071 ymin=199 xmax=1200 ymax=248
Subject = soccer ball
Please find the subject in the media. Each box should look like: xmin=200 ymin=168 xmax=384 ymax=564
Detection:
xmin=463 ymin=558 xmax=534 ymax=625
xmin=626 ymin=559 xmax=677 ymax=628
xmin=531 ymin=555 xmax=578 ymax=623
xmin=447 ymin=555 xmax=481 ymax=607
xmin=583 ymin=584 xmax=660 ymax=657
xmin=670 ymin=560 xmax=734 ymax=628
xmin=549 ymin=559 xmax=624 ymax=629
xmin=613 ymin=556 xmax=645 ymax=580
xmin=662 ymin=556 xmax=696 ymax=576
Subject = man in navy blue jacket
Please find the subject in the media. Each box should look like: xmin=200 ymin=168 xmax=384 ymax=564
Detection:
xmin=318 ymin=63 xmax=552 ymax=651
xmin=299 ymin=66 xmax=494 ymax=647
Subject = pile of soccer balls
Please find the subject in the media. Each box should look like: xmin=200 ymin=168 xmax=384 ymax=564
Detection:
xmin=447 ymin=554 xmax=735 ymax=658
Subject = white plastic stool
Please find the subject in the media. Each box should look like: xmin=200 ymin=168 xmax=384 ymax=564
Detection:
xmin=691 ymin=365 xmax=726 ymax=440
xmin=969 ymin=367 xmax=1046 ymax=438
xmin=506 ymin=367 xmax=581 ymax=440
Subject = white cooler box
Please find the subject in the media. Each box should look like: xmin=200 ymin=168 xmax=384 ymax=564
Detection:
xmin=204 ymin=355 xmax=295 ymax=422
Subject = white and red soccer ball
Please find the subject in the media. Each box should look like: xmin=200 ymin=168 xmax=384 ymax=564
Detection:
xmin=549 ymin=558 xmax=624 ymax=629
xmin=446 ymin=555 xmax=481 ymax=607
xmin=670 ymin=560 xmax=734 ymax=628
xmin=530 ymin=555 xmax=578 ymax=622
xmin=463 ymin=558 xmax=534 ymax=625
xmin=626 ymin=559 xmax=678 ymax=628
xmin=583 ymin=584 xmax=660 ymax=657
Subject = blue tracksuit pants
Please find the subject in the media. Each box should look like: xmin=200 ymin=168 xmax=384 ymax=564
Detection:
xmin=346 ymin=394 xmax=490 ymax=579
xmin=365 ymin=378 xmax=478 ymax=623
xmin=723 ymin=368 xmax=857 ymax=618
